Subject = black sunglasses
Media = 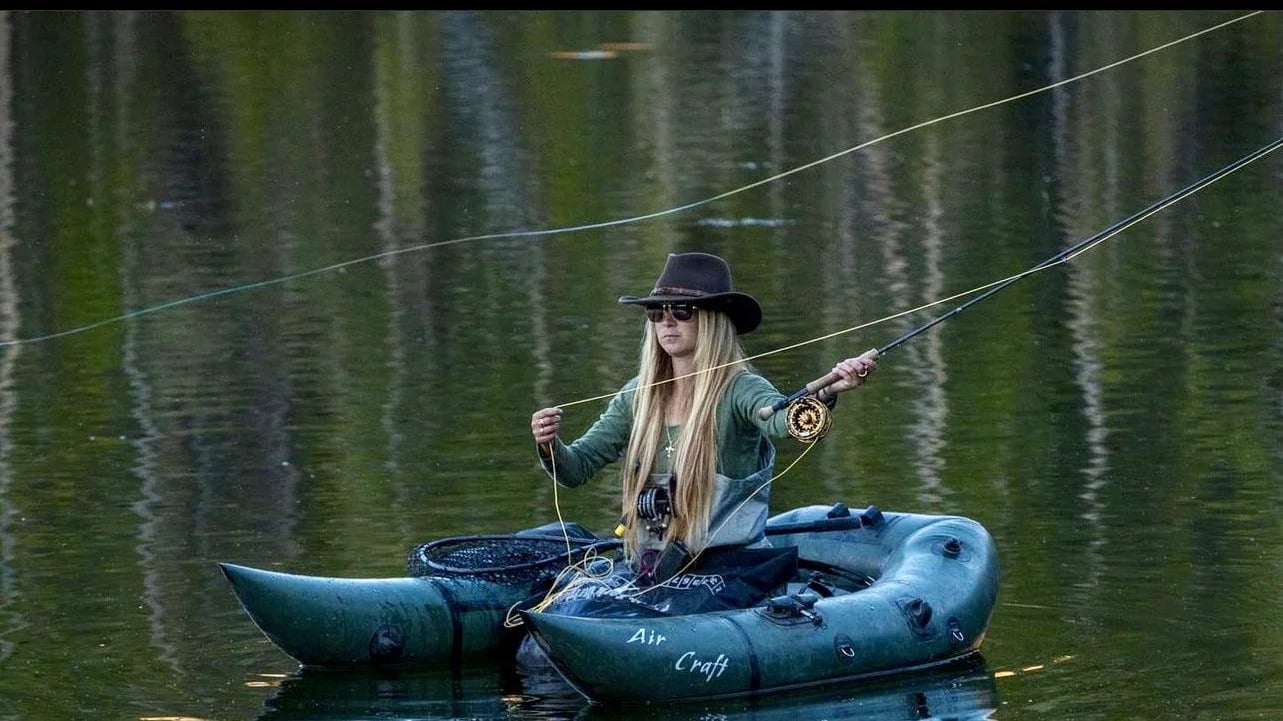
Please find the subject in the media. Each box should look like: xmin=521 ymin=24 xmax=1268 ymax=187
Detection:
xmin=645 ymin=303 xmax=696 ymax=323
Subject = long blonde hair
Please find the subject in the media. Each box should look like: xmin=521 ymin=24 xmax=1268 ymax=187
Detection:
xmin=619 ymin=308 xmax=747 ymax=557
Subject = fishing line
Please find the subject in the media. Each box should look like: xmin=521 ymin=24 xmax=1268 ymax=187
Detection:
xmin=622 ymin=438 xmax=822 ymax=600
xmin=554 ymin=133 xmax=1283 ymax=415
xmin=0 ymin=11 xmax=1260 ymax=349
xmin=538 ymin=133 xmax=1283 ymax=580
xmin=767 ymin=132 xmax=1283 ymax=397
xmin=526 ymin=438 xmax=822 ymax=615
xmin=518 ymin=13 xmax=1270 ymax=615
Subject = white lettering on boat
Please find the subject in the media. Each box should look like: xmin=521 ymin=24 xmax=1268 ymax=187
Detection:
xmin=675 ymin=651 xmax=729 ymax=682
xmin=627 ymin=627 xmax=667 ymax=646
xmin=661 ymin=573 xmax=726 ymax=595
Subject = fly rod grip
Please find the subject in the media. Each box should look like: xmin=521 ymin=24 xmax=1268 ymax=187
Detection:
xmin=757 ymin=348 xmax=880 ymax=420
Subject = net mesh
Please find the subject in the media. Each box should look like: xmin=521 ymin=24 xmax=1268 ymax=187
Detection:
xmin=407 ymin=534 xmax=622 ymax=584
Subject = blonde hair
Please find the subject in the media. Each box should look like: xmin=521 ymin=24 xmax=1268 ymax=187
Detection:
xmin=619 ymin=308 xmax=747 ymax=557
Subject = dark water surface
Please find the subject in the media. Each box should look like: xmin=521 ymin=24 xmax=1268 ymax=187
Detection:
xmin=0 ymin=10 xmax=1281 ymax=721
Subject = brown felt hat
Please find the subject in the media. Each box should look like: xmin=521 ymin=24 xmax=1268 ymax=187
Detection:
xmin=618 ymin=252 xmax=762 ymax=334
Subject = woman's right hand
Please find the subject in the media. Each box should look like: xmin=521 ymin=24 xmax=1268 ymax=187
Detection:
xmin=531 ymin=407 xmax=564 ymax=446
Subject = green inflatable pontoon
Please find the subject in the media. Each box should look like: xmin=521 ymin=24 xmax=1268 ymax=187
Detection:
xmin=221 ymin=503 xmax=1000 ymax=703
xmin=523 ymin=504 xmax=1000 ymax=702
xmin=220 ymin=526 xmax=618 ymax=665
xmin=219 ymin=563 xmax=530 ymax=665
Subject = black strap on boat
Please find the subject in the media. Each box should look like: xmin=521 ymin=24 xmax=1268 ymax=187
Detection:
xmin=724 ymin=616 xmax=762 ymax=694
xmin=422 ymin=577 xmax=465 ymax=665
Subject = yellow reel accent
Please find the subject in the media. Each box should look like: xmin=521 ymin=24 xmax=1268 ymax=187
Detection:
xmin=785 ymin=396 xmax=832 ymax=444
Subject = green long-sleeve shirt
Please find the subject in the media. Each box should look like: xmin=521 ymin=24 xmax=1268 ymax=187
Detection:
xmin=538 ymin=371 xmax=793 ymax=487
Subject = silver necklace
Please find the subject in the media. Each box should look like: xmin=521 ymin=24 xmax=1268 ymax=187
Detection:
xmin=663 ymin=425 xmax=677 ymax=459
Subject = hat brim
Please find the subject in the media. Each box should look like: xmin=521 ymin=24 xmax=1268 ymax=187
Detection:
xmin=619 ymin=291 xmax=761 ymax=335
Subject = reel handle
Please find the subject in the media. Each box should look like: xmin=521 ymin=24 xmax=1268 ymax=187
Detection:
xmin=758 ymin=348 xmax=879 ymax=420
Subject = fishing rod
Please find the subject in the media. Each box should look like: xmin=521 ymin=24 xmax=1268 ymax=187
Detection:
xmin=760 ymin=135 xmax=1283 ymax=420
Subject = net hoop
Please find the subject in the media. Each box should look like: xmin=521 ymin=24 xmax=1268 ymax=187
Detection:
xmin=407 ymin=534 xmax=622 ymax=583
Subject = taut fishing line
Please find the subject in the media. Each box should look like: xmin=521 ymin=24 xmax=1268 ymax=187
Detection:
xmin=0 ymin=11 xmax=1261 ymax=349
xmin=532 ymin=11 xmax=1274 ymax=595
xmin=535 ymin=133 xmax=1283 ymax=603
xmin=7 ymin=12 xmax=1270 ymax=596
xmin=551 ymin=130 xmax=1283 ymax=415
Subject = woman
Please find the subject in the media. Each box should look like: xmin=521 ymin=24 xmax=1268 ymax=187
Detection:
xmin=530 ymin=252 xmax=876 ymax=599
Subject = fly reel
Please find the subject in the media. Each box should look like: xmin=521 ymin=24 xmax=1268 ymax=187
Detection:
xmin=785 ymin=395 xmax=832 ymax=444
